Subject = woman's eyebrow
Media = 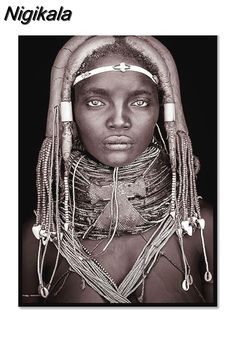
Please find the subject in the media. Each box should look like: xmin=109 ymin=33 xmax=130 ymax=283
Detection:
xmin=129 ymin=90 xmax=153 ymax=97
xmin=79 ymin=88 xmax=110 ymax=97
xmin=77 ymin=88 xmax=154 ymax=98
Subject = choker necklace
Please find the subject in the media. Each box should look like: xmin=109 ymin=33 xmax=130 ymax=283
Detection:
xmin=59 ymin=141 xmax=172 ymax=240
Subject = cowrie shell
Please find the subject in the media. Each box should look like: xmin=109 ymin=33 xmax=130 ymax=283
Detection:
xmin=204 ymin=271 xmax=212 ymax=282
xmin=181 ymin=220 xmax=189 ymax=232
xmin=38 ymin=285 xmax=49 ymax=298
xmin=32 ymin=225 xmax=41 ymax=239
xmin=182 ymin=279 xmax=190 ymax=291
xmin=198 ymin=218 xmax=205 ymax=230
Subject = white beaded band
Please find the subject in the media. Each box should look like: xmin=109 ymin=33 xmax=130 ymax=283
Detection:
xmin=73 ymin=62 xmax=159 ymax=86
xmin=60 ymin=101 xmax=73 ymax=122
xmin=164 ymin=103 xmax=176 ymax=122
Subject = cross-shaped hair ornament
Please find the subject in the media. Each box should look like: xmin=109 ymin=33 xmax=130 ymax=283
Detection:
xmin=112 ymin=62 xmax=131 ymax=72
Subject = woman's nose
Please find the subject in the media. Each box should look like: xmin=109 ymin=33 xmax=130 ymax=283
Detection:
xmin=106 ymin=103 xmax=131 ymax=130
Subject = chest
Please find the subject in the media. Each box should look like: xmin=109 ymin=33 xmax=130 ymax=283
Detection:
xmin=44 ymin=227 xmax=205 ymax=304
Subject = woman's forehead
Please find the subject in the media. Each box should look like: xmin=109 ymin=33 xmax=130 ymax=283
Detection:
xmin=74 ymin=53 xmax=158 ymax=95
xmin=84 ymin=53 xmax=143 ymax=70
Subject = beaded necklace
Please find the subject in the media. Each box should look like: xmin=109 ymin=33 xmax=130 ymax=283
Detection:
xmin=59 ymin=141 xmax=172 ymax=241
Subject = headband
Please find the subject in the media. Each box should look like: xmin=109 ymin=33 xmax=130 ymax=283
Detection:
xmin=73 ymin=62 xmax=159 ymax=86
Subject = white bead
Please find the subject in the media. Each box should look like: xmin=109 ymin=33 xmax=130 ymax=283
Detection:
xmin=182 ymin=279 xmax=190 ymax=291
xmin=38 ymin=285 xmax=49 ymax=298
xmin=187 ymin=225 xmax=193 ymax=236
xmin=182 ymin=220 xmax=193 ymax=236
xmin=204 ymin=271 xmax=212 ymax=282
xmin=181 ymin=220 xmax=189 ymax=232
xmin=32 ymin=224 xmax=41 ymax=239
xmin=61 ymin=101 xmax=73 ymax=122
xmin=198 ymin=218 xmax=205 ymax=230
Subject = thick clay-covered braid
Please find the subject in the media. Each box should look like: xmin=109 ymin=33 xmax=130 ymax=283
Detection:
xmin=62 ymin=122 xmax=73 ymax=162
xmin=177 ymin=132 xmax=199 ymax=221
xmin=176 ymin=133 xmax=183 ymax=210
xmin=33 ymin=138 xmax=53 ymax=240
xmin=186 ymin=135 xmax=197 ymax=220
xmin=34 ymin=135 xmax=61 ymax=235
xmin=47 ymin=131 xmax=57 ymax=235
xmin=54 ymin=137 xmax=61 ymax=236
xmin=35 ymin=141 xmax=45 ymax=226
xmin=164 ymin=121 xmax=177 ymax=217
xmin=180 ymin=132 xmax=189 ymax=221
xmin=51 ymin=106 xmax=63 ymax=243
xmin=41 ymin=139 xmax=53 ymax=229
xmin=176 ymin=131 xmax=194 ymax=236
xmin=43 ymin=139 xmax=54 ymax=231
xmin=36 ymin=139 xmax=50 ymax=225
xmin=187 ymin=136 xmax=201 ymax=219
xmin=62 ymin=121 xmax=73 ymax=231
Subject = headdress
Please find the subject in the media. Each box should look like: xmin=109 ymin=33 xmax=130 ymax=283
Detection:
xmin=32 ymin=36 xmax=212 ymax=301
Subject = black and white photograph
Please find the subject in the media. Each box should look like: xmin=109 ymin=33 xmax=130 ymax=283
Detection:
xmin=2 ymin=0 xmax=236 ymax=352
xmin=19 ymin=35 xmax=217 ymax=306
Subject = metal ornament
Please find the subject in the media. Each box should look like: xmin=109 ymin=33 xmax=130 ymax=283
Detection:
xmin=89 ymin=178 xmax=146 ymax=231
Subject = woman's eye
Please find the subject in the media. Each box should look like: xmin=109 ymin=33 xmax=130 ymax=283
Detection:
xmin=131 ymin=100 xmax=148 ymax=107
xmin=87 ymin=99 xmax=104 ymax=107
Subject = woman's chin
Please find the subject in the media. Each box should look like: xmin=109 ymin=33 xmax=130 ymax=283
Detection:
xmin=96 ymin=151 xmax=139 ymax=168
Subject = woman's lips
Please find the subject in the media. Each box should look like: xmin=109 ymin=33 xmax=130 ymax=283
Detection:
xmin=103 ymin=136 xmax=134 ymax=151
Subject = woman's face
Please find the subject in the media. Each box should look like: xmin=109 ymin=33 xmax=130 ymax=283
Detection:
xmin=74 ymin=54 xmax=159 ymax=167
